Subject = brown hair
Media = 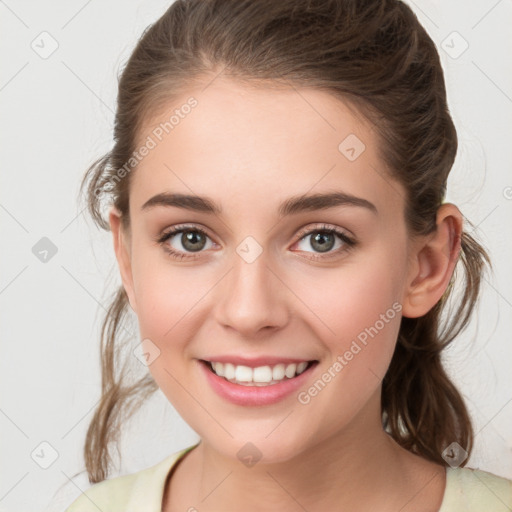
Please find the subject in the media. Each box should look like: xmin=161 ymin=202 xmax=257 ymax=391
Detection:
xmin=79 ymin=0 xmax=490 ymax=483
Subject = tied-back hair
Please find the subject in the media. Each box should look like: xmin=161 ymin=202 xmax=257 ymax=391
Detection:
xmin=79 ymin=0 xmax=490 ymax=483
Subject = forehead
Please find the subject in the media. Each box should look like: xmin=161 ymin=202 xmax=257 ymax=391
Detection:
xmin=130 ymin=76 xmax=405 ymax=223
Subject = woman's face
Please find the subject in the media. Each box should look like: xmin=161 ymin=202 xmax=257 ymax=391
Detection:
xmin=112 ymin=77 xmax=416 ymax=463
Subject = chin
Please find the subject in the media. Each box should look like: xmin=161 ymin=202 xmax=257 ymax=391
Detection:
xmin=199 ymin=428 xmax=315 ymax=468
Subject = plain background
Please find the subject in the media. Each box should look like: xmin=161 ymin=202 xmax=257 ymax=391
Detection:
xmin=1 ymin=0 xmax=511 ymax=510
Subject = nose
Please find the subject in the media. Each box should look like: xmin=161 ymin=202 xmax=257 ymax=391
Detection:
xmin=213 ymin=249 xmax=290 ymax=338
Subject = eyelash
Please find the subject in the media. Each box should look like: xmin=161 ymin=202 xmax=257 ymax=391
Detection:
xmin=156 ymin=223 xmax=357 ymax=261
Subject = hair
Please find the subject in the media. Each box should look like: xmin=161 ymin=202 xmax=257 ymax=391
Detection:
xmin=79 ymin=0 xmax=491 ymax=483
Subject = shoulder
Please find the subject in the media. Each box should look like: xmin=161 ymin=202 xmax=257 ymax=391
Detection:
xmin=440 ymin=466 xmax=512 ymax=512
xmin=65 ymin=444 xmax=198 ymax=512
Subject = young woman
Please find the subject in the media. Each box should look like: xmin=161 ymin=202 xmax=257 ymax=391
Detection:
xmin=66 ymin=0 xmax=512 ymax=510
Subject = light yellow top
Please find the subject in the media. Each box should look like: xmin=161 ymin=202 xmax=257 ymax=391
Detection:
xmin=66 ymin=444 xmax=512 ymax=512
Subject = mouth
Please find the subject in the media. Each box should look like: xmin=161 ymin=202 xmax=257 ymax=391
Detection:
xmin=199 ymin=359 xmax=318 ymax=387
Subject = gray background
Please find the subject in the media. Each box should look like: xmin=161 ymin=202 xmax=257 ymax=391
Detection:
xmin=1 ymin=1 xmax=511 ymax=510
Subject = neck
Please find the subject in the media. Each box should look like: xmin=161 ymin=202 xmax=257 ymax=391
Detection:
xmin=166 ymin=392 xmax=446 ymax=511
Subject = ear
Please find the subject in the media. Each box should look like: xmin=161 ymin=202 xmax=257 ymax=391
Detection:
xmin=109 ymin=207 xmax=138 ymax=313
xmin=402 ymin=203 xmax=463 ymax=318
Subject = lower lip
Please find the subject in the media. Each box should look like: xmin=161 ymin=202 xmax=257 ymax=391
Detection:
xmin=198 ymin=360 xmax=317 ymax=406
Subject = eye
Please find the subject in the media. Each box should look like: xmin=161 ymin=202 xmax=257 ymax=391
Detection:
xmin=156 ymin=223 xmax=356 ymax=262
xmin=157 ymin=225 xmax=216 ymax=260
xmin=291 ymin=224 xmax=356 ymax=259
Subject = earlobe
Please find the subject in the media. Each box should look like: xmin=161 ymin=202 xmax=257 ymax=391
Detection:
xmin=402 ymin=204 xmax=462 ymax=318
xmin=108 ymin=207 xmax=138 ymax=313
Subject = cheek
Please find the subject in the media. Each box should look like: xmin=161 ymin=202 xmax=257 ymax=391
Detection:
xmin=303 ymin=250 xmax=407 ymax=421
xmin=129 ymin=250 xmax=220 ymax=384
xmin=129 ymin=256 xmax=212 ymax=413
xmin=295 ymin=255 xmax=403 ymax=342
xmin=130 ymin=241 xmax=207 ymax=334
xmin=293 ymin=250 xmax=405 ymax=391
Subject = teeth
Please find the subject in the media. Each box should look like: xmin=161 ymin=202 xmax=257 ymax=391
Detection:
xmin=212 ymin=362 xmax=225 ymax=377
xmin=253 ymin=365 xmax=273 ymax=383
xmin=208 ymin=360 xmax=311 ymax=385
xmin=272 ymin=364 xmax=285 ymax=380
xmin=235 ymin=365 xmax=253 ymax=382
xmin=297 ymin=361 xmax=308 ymax=374
xmin=224 ymin=363 xmax=235 ymax=380
xmin=285 ymin=363 xmax=297 ymax=378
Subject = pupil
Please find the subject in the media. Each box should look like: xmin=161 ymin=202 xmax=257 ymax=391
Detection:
xmin=182 ymin=231 xmax=205 ymax=252
xmin=311 ymin=232 xmax=334 ymax=253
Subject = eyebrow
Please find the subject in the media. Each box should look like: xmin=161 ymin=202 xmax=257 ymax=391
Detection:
xmin=141 ymin=191 xmax=377 ymax=216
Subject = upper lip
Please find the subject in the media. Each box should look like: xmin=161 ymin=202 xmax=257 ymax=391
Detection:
xmin=200 ymin=356 xmax=317 ymax=368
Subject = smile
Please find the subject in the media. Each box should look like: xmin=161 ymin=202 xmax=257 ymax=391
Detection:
xmin=205 ymin=360 xmax=315 ymax=386
xmin=198 ymin=356 xmax=320 ymax=406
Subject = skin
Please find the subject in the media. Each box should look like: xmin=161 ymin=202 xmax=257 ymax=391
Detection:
xmin=109 ymin=76 xmax=462 ymax=511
